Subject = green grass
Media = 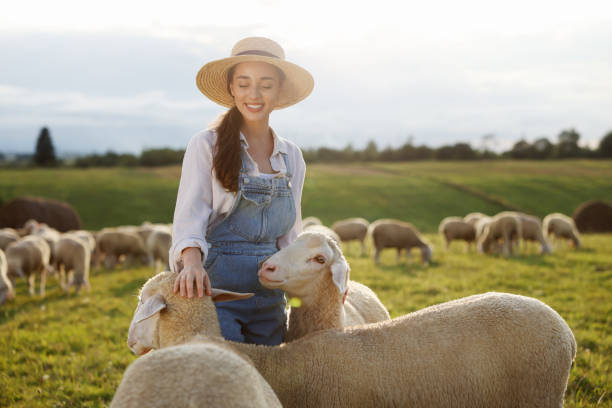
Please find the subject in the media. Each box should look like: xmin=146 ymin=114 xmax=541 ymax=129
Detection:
xmin=1 ymin=161 xmax=611 ymax=406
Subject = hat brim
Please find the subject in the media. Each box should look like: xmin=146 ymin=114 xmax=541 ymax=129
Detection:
xmin=196 ymin=55 xmax=314 ymax=110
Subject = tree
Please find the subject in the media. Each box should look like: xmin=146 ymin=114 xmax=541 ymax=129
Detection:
xmin=555 ymin=128 xmax=581 ymax=158
xmin=598 ymin=131 xmax=612 ymax=158
xmin=532 ymin=137 xmax=553 ymax=159
xmin=363 ymin=140 xmax=379 ymax=161
xmin=34 ymin=127 xmax=57 ymax=166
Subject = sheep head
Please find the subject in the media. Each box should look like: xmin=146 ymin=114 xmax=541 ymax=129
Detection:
xmin=127 ymin=271 xmax=253 ymax=355
xmin=257 ymin=231 xmax=350 ymax=300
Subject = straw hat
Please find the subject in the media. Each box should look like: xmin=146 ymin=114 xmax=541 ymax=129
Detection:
xmin=196 ymin=37 xmax=314 ymax=109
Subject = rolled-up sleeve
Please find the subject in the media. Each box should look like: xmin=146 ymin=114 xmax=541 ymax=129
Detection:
xmin=169 ymin=132 xmax=213 ymax=273
xmin=277 ymin=148 xmax=306 ymax=249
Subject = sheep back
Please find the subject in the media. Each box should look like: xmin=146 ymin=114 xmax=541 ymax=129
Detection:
xmin=331 ymin=218 xmax=369 ymax=242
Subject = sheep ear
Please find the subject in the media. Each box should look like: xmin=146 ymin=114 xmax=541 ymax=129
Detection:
xmin=211 ymin=288 xmax=254 ymax=303
xmin=328 ymin=239 xmax=349 ymax=294
xmin=134 ymin=293 xmax=167 ymax=324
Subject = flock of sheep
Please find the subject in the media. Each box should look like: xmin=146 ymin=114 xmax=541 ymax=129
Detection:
xmin=1 ymin=213 xmax=581 ymax=407
xmin=0 ymin=220 xmax=172 ymax=304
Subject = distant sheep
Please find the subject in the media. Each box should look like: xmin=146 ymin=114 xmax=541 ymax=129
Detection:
xmin=146 ymin=227 xmax=172 ymax=273
xmin=331 ymin=217 xmax=369 ymax=256
xmin=369 ymin=219 xmax=432 ymax=265
xmin=303 ymin=223 xmax=341 ymax=243
xmin=0 ymin=229 xmax=19 ymax=251
xmin=543 ymin=213 xmax=581 ymax=249
xmin=517 ymin=213 xmax=551 ymax=254
xmin=96 ymin=228 xmax=148 ymax=269
xmin=463 ymin=212 xmax=489 ymax=227
xmin=127 ymin=271 xmax=576 ymax=408
xmin=258 ymin=230 xmax=390 ymax=341
xmin=438 ymin=216 xmax=476 ymax=251
xmin=301 ymin=216 xmax=322 ymax=229
xmin=477 ymin=212 xmax=522 ymax=257
xmin=5 ymin=235 xmax=51 ymax=297
xmin=0 ymin=249 xmax=15 ymax=305
xmin=54 ymin=235 xmax=91 ymax=293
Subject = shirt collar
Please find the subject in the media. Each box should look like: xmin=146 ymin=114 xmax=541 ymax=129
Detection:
xmin=239 ymin=128 xmax=287 ymax=156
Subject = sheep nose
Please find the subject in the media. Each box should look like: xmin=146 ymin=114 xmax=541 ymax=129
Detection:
xmin=258 ymin=262 xmax=276 ymax=276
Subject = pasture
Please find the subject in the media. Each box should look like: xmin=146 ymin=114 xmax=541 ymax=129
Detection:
xmin=1 ymin=160 xmax=611 ymax=407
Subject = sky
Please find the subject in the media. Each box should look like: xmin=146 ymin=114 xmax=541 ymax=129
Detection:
xmin=1 ymin=0 xmax=611 ymax=156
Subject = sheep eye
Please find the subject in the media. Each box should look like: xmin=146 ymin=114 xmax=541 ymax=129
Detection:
xmin=314 ymin=255 xmax=326 ymax=264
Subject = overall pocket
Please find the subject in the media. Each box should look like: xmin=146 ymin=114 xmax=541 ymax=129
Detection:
xmin=228 ymin=189 xmax=272 ymax=242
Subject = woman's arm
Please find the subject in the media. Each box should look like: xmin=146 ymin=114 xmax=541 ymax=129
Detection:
xmin=277 ymin=147 xmax=306 ymax=249
xmin=169 ymin=131 xmax=215 ymax=296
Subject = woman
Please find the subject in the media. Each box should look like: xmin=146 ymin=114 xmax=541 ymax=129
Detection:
xmin=169 ymin=37 xmax=314 ymax=346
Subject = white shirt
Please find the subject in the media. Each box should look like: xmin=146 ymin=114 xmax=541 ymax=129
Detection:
xmin=169 ymin=127 xmax=306 ymax=273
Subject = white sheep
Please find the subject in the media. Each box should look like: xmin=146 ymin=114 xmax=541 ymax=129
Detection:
xmin=543 ymin=213 xmax=581 ymax=249
xmin=369 ymin=219 xmax=432 ymax=265
xmin=438 ymin=216 xmax=476 ymax=251
xmin=0 ymin=228 xmax=19 ymax=251
xmin=477 ymin=211 xmax=522 ymax=257
xmin=331 ymin=217 xmax=369 ymax=256
xmin=463 ymin=212 xmax=489 ymax=227
xmin=302 ymin=223 xmax=341 ymax=243
xmin=301 ymin=216 xmax=322 ymax=229
xmin=258 ymin=231 xmax=390 ymax=341
xmin=5 ymin=235 xmax=51 ymax=297
xmin=54 ymin=235 xmax=91 ymax=293
xmin=95 ymin=228 xmax=148 ymax=269
xmin=0 ymin=249 xmax=15 ymax=305
xmin=112 ymin=334 xmax=281 ymax=408
xmin=516 ymin=213 xmax=551 ymax=254
xmin=145 ymin=227 xmax=172 ymax=273
xmin=127 ymin=271 xmax=576 ymax=408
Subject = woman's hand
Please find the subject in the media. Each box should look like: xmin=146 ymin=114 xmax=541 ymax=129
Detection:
xmin=173 ymin=247 xmax=212 ymax=298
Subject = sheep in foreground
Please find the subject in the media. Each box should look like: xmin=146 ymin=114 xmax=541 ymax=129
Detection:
xmin=0 ymin=229 xmax=19 ymax=251
xmin=301 ymin=216 xmax=322 ymax=229
xmin=477 ymin=212 xmax=522 ymax=257
xmin=5 ymin=236 xmax=51 ymax=297
xmin=331 ymin=217 xmax=369 ymax=256
xmin=95 ymin=228 xmax=148 ymax=269
xmin=0 ymin=249 xmax=15 ymax=305
xmin=303 ymin=223 xmax=341 ymax=243
xmin=369 ymin=219 xmax=432 ymax=265
xmin=54 ymin=235 xmax=91 ymax=293
xmin=438 ymin=216 xmax=476 ymax=251
xmin=127 ymin=271 xmax=576 ymax=408
xmin=517 ymin=213 xmax=551 ymax=254
xmin=113 ymin=329 xmax=281 ymax=408
xmin=258 ymin=231 xmax=390 ymax=341
xmin=543 ymin=213 xmax=581 ymax=249
xmin=146 ymin=227 xmax=172 ymax=273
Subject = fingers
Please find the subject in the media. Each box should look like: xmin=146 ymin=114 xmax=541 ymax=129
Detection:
xmin=173 ymin=273 xmax=180 ymax=294
xmin=180 ymin=273 xmax=187 ymax=297
xmin=204 ymin=273 xmax=212 ymax=296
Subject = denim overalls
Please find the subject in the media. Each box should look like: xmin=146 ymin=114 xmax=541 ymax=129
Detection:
xmin=203 ymin=150 xmax=295 ymax=345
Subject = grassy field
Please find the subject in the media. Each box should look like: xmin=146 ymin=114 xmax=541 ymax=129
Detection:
xmin=1 ymin=160 xmax=611 ymax=407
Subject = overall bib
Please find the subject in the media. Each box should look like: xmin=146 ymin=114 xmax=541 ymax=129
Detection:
xmin=203 ymin=151 xmax=295 ymax=345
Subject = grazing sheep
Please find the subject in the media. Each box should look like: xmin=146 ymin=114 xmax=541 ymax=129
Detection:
xmin=543 ymin=213 xmax=581 ymax=249
xmin=0 ymin=249 xmax=15 ymax=305
xmin=477 ymin=212 xmax=522 ymax=257
xmin=112 ymin=338 xmax=281 ymax=408
xmin=54 ymin=235 xmax=91 ymax=293
xmin=303 ymin=223 xmax=341 ymax=243
xmin=146 ymin=227 xmax=172 ymax=273
xmin=5 ymin=235 xmax=51 ymax=297
xmin=474 ymin=216 xmax=492 ymax=240
xmin=369 ymin=219 xmax=432 ymax=265
xmin=30 ymin=224 xmax=61 ymax=267
xmin=438 ymin=216 xmax=476 ymax=251
xmin=0 ymin=228 xmax=19 ymax=251
xmin=516 ymin=213 xmax=551 ymax=254
xmin=96 ymin=228 xmax=148 ymax=269
xmin=127 ymin=271 xmax=576 ymax=408
xmin=331 ymin=217 xmax=369 ymax=256
xmin=67 ymin=230 xmax=97 ymax=266
xmin=301 ymin=216 xmax=322 ymax=229
xmin=463 ymin=212 xmax=489 ymax=227
xmin=258 ymin=231 xmax=390 ymax=341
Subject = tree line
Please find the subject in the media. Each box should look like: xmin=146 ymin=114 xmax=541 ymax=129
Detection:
xmin=2 ymin=126 xmax=612 ymax=168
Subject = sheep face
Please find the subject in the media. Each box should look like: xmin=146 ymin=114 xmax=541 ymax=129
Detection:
xmin=257 ymin=232 xmax=349 ymax=298
xmin=127 ymin=272 xmax=254 ymax=355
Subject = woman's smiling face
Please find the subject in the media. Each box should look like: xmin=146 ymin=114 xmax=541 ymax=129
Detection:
xmin=229 ymin=61 xmax=283 ymax=122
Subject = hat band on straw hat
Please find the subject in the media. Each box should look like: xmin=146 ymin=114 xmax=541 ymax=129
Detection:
xmin=235 ymin=50 xmax=280 ymax=58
